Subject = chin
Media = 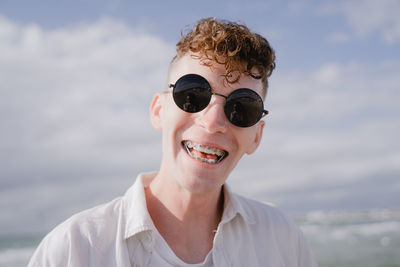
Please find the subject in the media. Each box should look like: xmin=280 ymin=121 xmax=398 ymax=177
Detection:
xmin=177 ymin=172 xmax=225 ymax=195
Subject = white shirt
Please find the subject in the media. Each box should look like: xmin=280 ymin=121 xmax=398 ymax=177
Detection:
xmin=28 ymin=172 xmax=318 ymax=267
xmin=149 ymin=227 xmax=213 ymax=266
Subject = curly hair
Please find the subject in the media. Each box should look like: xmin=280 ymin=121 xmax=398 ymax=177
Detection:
xmin=175 ymin=18 xmax=276 ymax=96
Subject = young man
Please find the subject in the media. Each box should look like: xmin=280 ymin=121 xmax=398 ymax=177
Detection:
xmin=29 ymin=18 xmax=317 ymax=267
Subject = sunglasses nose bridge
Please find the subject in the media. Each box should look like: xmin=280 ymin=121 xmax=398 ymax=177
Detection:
xmin=211 ymin=92 xmax=228 ymax=100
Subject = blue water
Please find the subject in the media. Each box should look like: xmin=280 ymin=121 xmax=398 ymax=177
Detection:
xmin=0 ymin=233 xmax=41 ymax=267
xmin=1 ymin=210 xmax=399 ymax=267
xmin=299 ymin=209 xmax=400 ymax=267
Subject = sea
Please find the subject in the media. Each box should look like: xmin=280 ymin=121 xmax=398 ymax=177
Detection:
xmin=1 ymin=209 xmax=399 ymax=267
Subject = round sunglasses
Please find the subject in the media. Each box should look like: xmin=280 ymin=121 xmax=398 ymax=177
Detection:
xmin=168 ymin=73 xmax=268 ymax=128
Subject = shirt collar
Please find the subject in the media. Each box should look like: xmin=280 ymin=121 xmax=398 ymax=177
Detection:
xmin=122 ymin=172 xmax=256 ymax=240
xmin=221 ymin=183 xmax=256 ymax=225
xmin=123 ymin=172 xmax=157 ymax=239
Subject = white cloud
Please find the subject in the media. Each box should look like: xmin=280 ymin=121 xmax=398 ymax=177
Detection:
xmin=319 ymin=0 xmax=400 ymax=44
xmin=327 ymin=31 xmax=351 ymax=43
xmin=0 ymin=15 xmax=175 ymax=233
xmin=229 ymin=59 xmax=400 ymax=209
xmin=0 ymin=15 xmax=399 ymax=234
xmin=0 ymin=16 xmax=173 ymax=189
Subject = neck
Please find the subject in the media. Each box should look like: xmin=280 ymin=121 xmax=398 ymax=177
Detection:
xmin=146 ymin=172 xmax=224 ymax=230
xmin=145 ymin=172 xmax=224 ymax=263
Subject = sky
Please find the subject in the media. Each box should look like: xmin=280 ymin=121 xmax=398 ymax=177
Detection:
xmin=0 ymin=0 xmax=399 ymax=235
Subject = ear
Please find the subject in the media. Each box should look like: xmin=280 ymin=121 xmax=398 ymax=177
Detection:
xmin=150 ymin=93 xmax=163 ymax=131
xmin=246 ymin=120 xmax=265 ymax=155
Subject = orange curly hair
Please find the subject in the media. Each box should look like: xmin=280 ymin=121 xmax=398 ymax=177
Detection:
xmin=175 ymin=18 xmax=276 ymax=97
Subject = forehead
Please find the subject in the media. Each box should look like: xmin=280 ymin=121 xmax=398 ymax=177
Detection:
xmin=168 ymin=54 xmax=264 ymax=97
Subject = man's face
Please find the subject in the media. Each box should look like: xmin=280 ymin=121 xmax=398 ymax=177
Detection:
xmin=150 ymin=54 xmax=265 ymax=195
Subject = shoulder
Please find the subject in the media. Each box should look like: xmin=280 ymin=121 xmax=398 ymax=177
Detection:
xmin=230 ymin=192 xmax=305 ymax=244
xmin=28 ymin=197 xmax=123 ymax=267
xmin=227 ymin=193 xmax=318 ymax=266
xmin=57 ymin=197 xmax=122 ymax=240
xmin=232 ymin=192 xmax=295 ymax=227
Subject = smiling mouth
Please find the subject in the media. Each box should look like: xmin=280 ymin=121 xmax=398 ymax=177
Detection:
xmin=182 ymin=140 xmax=228 ymax=164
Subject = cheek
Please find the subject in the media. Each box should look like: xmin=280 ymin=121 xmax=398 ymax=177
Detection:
xmin=234 ymin=130 xmax=258 ymax=153
xmin=161 ymin=104 xmax=191 ymax=143
xmin=161 ymin=100 xmax=181 ymax=128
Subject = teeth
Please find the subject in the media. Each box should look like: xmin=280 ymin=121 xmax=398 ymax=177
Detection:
xmin=183 ymin=141 xmax=227 ymax=164
xmin=185 ymin=141 xmax=225 ymax=156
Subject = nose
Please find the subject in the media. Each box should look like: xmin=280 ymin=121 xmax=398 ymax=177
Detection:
xmin=197 ymin=96 xmax=227 ymax=133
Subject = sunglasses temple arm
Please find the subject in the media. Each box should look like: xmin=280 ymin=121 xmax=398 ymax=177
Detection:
xmin=262 ymin=110 xmax=269 ymax=117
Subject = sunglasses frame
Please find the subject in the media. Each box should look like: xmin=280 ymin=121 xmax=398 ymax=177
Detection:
xmin=168 ymin=73 xmax=268 ymax=127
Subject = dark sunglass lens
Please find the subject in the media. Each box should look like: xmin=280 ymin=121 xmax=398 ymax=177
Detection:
xmin=172 ymin=74 xmax=211 ymax=113
xmin=225 ymin=89 xmax=264 ymax=127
